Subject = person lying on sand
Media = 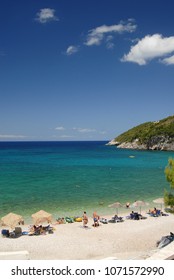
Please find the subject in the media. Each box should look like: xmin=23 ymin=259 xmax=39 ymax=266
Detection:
xmin=56 ymin=217 xmax=65 ymax=224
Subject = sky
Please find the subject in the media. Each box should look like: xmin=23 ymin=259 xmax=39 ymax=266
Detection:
xmin=0 ymin=0 xmax=174 ymax=141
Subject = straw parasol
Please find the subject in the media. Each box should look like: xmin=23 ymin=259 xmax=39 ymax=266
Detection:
xmin=1 ymin=212 xmax=24 ymax=229
xmin=31 ymin=210 xmax=52 ymax=225
xmin=153 ymin=197 xmax=164 ymax=210
xmin=108 ymin=202 xmax=122 ymax=215
xmin=132 ymin=200 xmax=147 ymax=214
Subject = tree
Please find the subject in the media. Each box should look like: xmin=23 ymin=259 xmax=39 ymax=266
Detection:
xmin=164 ymin=158 xmax=174 ymax=210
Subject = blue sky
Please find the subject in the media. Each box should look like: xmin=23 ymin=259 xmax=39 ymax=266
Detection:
xmin=0 ymin=0 xmax=174 ymax=141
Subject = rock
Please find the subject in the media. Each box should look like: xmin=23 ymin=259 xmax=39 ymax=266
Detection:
xmin=106 ymin=140 xmax=120 ymax=146
xmin=108 ymin=136 xmax=174 ymax=151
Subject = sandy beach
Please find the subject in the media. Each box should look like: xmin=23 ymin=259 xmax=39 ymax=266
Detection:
xmin=0 ymin=211 xmax=174 ymax=260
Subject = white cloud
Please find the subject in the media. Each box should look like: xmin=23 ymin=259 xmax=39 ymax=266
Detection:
xmin=66 ymin=45 xmax=79 ymax=56
xmin=55 ymin=126 xmax=65 ymax=131
xmin=73 ymin=127 xmax=96 ymax=133
xmin=99 ymin=131 xmax=107 ymax=135
xmin=122 ymin=34 xmax=174 ymax=65
xmin=84 ymin=20 xmax=137 ymax=46
xmin=0 ymin=134 xmax=26 ymax=139
xmin=161 ymin=55 xmax=174 ymax=65
xmin=79 ymin=128 xmax=96 ymax=133
xmin=60 ymin=135 xmax=74 ymax=138
xmin=35 ymin=8 xmax=59 ymax=23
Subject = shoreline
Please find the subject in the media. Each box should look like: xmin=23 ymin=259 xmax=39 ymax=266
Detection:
xmin=0 ymin=201 xmax=162 ymax=225
xmin=1 ymin=210 xmax=174 ymax=260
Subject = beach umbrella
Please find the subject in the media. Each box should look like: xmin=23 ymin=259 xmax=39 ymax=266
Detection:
xmin=108 ymin=202 xmax=122 ymax=215
xmin=1 ymin=212 xmax=24 ymax=229
xmin=132 ymin=200 xmax=147 ymax=214
xmin=153 ymin=197 xmax=164 ymax=210
xmin=31 ymin=210 xmax=52 ymax=225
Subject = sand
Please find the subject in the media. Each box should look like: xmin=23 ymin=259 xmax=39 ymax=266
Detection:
xmin=0 ymin=212 xmax=174 ymax=260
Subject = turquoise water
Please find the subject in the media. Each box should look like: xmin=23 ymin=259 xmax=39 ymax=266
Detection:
xmin=0 ymin=141 xmax=174 ymax=219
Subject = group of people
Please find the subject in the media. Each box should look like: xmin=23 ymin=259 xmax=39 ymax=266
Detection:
xmin=56 ymin=217 xmax=66 ymax=224
xmin=82 ymin=211 xmax=100 ymax=228
xmin=29 ymin=224 xmax=53 ymax=235
xmin=149 ymin=207 xmax=158 ymax=215
xmin=148 ymin=207 xmax=162 ymax=216
xmin=128 ymin=211 xmax=142 ymax=220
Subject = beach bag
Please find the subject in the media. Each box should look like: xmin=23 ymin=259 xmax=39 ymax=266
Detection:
xmin=1 ymin=229 xmax=9 ymax=237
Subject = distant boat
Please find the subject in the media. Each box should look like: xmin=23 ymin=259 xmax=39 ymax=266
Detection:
xmin=129 ymin=155 xmax=135 ymax=158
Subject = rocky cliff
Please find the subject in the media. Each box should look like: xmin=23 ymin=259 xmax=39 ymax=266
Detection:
xmin=108 ymin=115 xmax=174 ymax=151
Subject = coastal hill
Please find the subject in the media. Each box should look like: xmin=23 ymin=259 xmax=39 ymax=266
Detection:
xmin=108 ymin=115 xmax=174 ymax=151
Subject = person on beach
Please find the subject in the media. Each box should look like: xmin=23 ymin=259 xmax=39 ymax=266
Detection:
xmin=126 ymin=202 xmax=130 ymax=208
xmin=56 ymin=217 xmax=65 ymax=224
xmin=82 ymin=211 xmax=88 ymax=227
xmin=93 ymin=211 xmax=100 ymax=227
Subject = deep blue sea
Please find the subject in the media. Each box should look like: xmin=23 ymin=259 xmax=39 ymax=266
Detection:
xmin=0 ymin=141 xmax=174 ymax=220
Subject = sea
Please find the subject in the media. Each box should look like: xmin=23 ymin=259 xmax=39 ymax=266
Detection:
xmin=0 ymin=141 xmax=174 ymax=221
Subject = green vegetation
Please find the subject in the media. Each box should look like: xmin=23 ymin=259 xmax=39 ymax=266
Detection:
xmin=164 ymin=158 xmax=174 ymax=211
xmin=114 ymin=115 xmax=174 ymax=144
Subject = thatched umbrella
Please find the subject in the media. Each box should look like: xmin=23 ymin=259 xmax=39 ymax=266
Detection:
xmin=31 ymin=210 xmax=52 ymax=225
xmin=1 ymin=212 xmax=24 ymax=229
xmin=132 ymin=200 xmax=147 ymax=214
xmin=108 ymin=202 xmax=122 ymax=215
xmin=153 ymin=197 xmax=164 ymax=210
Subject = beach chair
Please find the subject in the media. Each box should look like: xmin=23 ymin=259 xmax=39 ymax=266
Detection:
xmin=156 ymin=209 xmax=161 ymax=216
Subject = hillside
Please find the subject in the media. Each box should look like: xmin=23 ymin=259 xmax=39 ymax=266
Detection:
xmin=108 ymin=115 xmax=174 ymax=151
